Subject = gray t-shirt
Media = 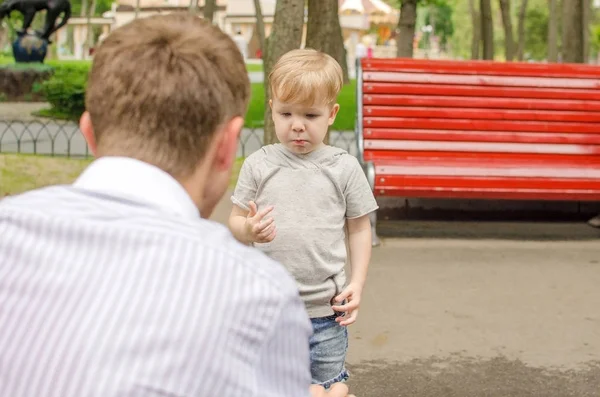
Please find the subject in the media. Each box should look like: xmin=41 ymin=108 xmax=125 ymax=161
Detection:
xmin=231 ymin=144 xmax=379 ymax=318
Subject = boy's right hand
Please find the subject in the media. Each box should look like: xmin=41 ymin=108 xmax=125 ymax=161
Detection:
xmin=245 ymin=201 xmax=276 ymax=243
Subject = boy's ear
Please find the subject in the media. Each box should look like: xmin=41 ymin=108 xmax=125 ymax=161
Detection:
xmin=328 ymin=104 xmax=340 ymax=126
xmin=269 ymin=99 xmax=273 ymax=109
xmin=79 ymin=111 xmax=97 ymax=156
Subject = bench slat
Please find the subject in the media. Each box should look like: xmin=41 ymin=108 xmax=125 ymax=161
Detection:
xmin=364 ymin=139 xmax=600 ymax=155
xmin=363 ymin=83 xmax=600 ymax=100
xmin=364 ymin=150 xmax=600 ymax=165
xmin=364 ymin=117 xmax=600 ymax=133
xmin=373 ymin=184 xmax=600 ymax=201
xmin=362 ymin=58 xmax=600 ymax=79
xmin=364 ymin=94 xmax=600 ymax=112
xmin=364 ymin=106 xmax=600 ymax=122
xmin=373 ymin=164 xmax=600 ymax=179
xmin=364 ymin=129 xmax=600 ymax=145
xmin=363 ymin=72 xmax=600 ymax=90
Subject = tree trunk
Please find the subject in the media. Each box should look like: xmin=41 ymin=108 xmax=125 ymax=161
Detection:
xmin=583 ymin=0 xmax=590 ymax=63
xmin=396 ymin=0 xmax=417 ymax=58
xmin=480 ymin=0 xmax=494 ymax=60
xmin=203 ymin=0 xmax=216 ymax=22
xmin=547 ymin=0 xmax=558 ymax=62
xmin=562 ymin=0 xmax=584 ymax=63
xmin=498 ymin=0 xmax=515 ymax=61
xmin=262 ymin=0 xmax=305 ymax=145
xmin=135 ymin=0 xmax=140 ymax=18
xmin=516 ymin=0 xmax=528 ymax=60
xmin=189 ymin=0 xmax=199 ymax=15
xmin=305 ymin=0 xmax=348 ymax=144
xmin=253 ymin=0 xmax=266 ymax=52
xmin=84 ymin=0 xmax=96 ymax=56
xmin=469 ymin=0 xmax=480 ymax=59
xmin=306 ymin=0 xmax=349 ymax=84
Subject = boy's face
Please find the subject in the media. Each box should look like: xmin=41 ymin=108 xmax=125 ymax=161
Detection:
xmin=270 ymin=98 xmax=340 ymax=155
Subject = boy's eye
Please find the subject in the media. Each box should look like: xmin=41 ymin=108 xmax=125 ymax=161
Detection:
xmin=281 ymin=112 xmax=291 ymax=117
xmin=306 ymin=114 xmax=318 ymax=119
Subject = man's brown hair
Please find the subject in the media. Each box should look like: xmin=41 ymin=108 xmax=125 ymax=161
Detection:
xmin=86 ymin=13 xmax=250 ymax=177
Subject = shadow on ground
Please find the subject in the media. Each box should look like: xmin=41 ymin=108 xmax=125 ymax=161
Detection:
xmin=347 ymin=356 xmax=600 ymax=397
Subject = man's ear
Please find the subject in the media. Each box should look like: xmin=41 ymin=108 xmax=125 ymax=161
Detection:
xmin=214 ymin=116 xmax=244 ymax=171
xmin=79 ymin=111 xmax=97 ymax=156
xmin=328 ymin=104 xmax=340 ymax=126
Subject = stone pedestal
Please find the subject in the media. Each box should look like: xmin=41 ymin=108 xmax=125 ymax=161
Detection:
xmin=12 ymin=34 xmax=49 ymax=63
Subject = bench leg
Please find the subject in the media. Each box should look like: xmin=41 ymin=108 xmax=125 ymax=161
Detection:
xmin=370 ymin=210 xmax=381 ymax=247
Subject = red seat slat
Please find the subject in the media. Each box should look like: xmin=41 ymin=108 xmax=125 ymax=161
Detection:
xmin=364 ymin=94 xmax=600 ymax=112
xmin=363 ymin=83 xmax=600 ymax=101
xmin=362 ymin=58 xmax=600 ymax=79
xmin=364 ymin=106 xmax=600 ymax=123
xmin=363 ymin=129 xmax=600 ymax=145
xmin=364 ymin=117 xmax=600 ymax=133
xmin=363 ymin=150 xmax=600 ymax=166
xmin=363 ymin=71 xmax=600 ymax=90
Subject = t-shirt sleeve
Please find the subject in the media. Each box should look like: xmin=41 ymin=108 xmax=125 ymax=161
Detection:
xmin=231 ymin=156 xmax=258 ymax=212
xmin=344 ymin=156 xmax=379 ymax=219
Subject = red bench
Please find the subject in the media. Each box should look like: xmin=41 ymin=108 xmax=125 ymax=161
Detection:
xmin=356 ymin=58 xmax=600 ymax=244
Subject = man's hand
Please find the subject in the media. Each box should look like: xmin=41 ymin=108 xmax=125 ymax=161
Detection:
xmin=331 ymin=283 xmax=362 ymax=326
xmin=310 ymin=383 xmax=355 ymax=397
xmin=244 ymin=201 xmax=276 ymax=243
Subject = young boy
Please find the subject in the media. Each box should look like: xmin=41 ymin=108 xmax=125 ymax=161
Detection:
xmin=229 ymin=49 xmax=378 ymax=388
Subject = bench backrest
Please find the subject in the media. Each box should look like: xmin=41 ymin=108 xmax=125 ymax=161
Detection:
xmin=356 ymin=58 xmax=600 ymax=166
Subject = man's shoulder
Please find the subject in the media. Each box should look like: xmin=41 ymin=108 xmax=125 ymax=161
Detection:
xmin=1 ymin=185 xmax=298 ymax=298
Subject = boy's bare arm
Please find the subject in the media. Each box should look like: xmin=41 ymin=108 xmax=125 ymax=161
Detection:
xmin=346 ymin=214 xmax=372 ymax=288
xmin=332 ymin=214 xmax=372 ymax=326
xmin=228 ymin=201 xmax=276 ymax=245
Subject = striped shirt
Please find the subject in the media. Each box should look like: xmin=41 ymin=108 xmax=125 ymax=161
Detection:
xmin=0 ymin=157 xmax=312 ymax=397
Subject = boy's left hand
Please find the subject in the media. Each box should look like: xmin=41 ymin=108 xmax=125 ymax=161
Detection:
xmin=331 ymin=283 xmax=362 ymax=326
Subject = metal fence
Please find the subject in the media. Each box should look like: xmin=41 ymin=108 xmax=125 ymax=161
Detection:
xmin=0 ymin=119 xmax=357 ymax=158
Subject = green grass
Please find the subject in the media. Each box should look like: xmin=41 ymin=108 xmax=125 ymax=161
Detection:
xmin=245 ymin=63 xmax=263 ymax=72
xmin=1 ymin=154 xmax=245 ymax=196
xmin=0 ymin=154 xmax=92 ymax=196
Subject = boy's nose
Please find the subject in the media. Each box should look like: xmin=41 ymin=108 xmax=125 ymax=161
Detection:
xmin=292 ymin=120 xmax=305 ymax=132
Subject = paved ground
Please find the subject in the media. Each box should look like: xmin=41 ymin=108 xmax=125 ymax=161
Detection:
xmin=210 ymin=194 xmax=600 ymax=396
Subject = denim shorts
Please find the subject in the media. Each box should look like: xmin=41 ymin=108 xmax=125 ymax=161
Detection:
xmin=309 ymin=314 xmax=350 ymax=389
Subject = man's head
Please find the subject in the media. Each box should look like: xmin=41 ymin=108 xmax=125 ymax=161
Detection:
xmin=80 ymin=13 xmax=250 ymax=218
xmin=268 ymin=49 xmax=343 ymax=155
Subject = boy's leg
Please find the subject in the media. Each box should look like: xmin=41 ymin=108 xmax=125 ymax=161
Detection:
xmin=309 ymin=315 xmax=350 ymax=389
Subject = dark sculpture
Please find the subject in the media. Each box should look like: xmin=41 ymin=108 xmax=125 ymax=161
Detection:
xmin=0 ymin=0 xmax=71 ymax=42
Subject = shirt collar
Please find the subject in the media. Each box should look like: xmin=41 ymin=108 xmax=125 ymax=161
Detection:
xmin=73 ymin=156 xmax=200 ymax=219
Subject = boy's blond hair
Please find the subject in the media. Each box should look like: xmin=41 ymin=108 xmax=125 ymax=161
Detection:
xmin=269 ymin=48 xmax=343 ymax=107
xmin=85 ymin=13 xmax=250 ymax=178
